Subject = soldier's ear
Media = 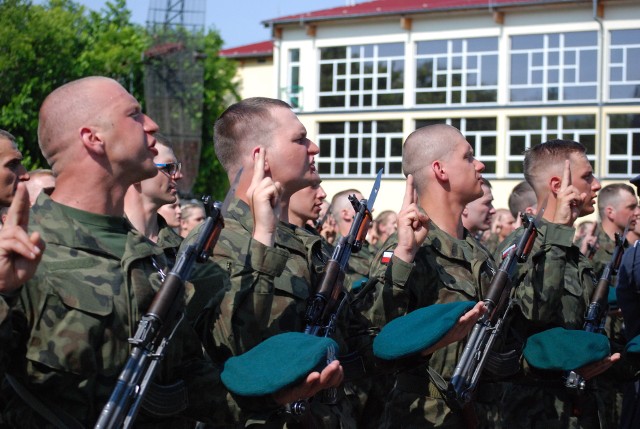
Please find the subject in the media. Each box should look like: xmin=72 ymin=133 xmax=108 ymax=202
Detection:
xmin=432 ymin=160 xmax=446 ymax=181
xmin=80 ymin=126 xmax=105 ymax=156
xmin=549 ymin=175 xmax=562 ymax=194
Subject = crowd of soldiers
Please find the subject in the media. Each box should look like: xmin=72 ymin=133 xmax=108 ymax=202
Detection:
xmin=0 ymin=76 xmax=639 ymax=428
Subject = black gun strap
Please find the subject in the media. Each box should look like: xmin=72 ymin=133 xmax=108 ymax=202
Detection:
xmin=4 ymin=374 xmax=84 ymax=429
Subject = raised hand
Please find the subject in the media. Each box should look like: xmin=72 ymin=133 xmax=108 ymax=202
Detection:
xmin=393 ymin=174 xmax=430 ymax=263
xmin=0 ymin=183 xmax=45 ymax=295
xmin=247 ymin=147 xmax=282 ymax=247
xmin=272 ymin=359 xmax=344 ymax=405
xmin=553 ymin=160 xmax=586 ymax=226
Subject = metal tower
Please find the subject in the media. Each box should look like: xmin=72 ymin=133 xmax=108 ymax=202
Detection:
xmin=144 ymin=0 xmax=206 ymax=193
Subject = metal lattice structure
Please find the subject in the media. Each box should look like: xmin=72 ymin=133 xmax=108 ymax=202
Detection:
xmin=144 ymin=0 xmax=206 ymax=193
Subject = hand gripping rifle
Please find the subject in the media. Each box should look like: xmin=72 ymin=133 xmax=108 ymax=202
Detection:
xmin=289 ymin=169 xmax=381 ymax=414
xmin=95 ymin=199 xmax=224 ymax=429
xmin=565 ymin=219 xmax=630 ymax=390
xmin=447 ymin=207 xmax=544 ymax=411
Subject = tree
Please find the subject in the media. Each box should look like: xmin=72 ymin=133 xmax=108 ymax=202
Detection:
xmin=193 ymin=29 xmax=240 ymax=199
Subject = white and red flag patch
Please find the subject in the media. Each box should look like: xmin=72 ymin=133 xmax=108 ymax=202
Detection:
xmin=381 ymin=250 xmax=394 ymax=265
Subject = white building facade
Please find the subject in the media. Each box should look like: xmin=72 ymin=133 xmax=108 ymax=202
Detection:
xmin=222 ymin=0 xmax=640 ymax=214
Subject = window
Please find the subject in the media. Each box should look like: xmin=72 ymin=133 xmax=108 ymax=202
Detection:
xmin=317 ymin=120 xmax=403 ymax=178
xmin=506 ymin=115 xmax=597 ymax=176
xmin=414 ymin=118 xmax=498 ymax=176
xmin=510 ymin=31 xmax=598 ymax=102
xmin=609 ymin=29 xmax=640 ymax=101
xmin=607 ymin=114 xmax=640 ymax=177
xmin=318 ymin=43 xmax=404 ymax=109
xmin=282 ymin=49 xmax=302 ymax=109
xmin=415 ymin=37 xmax=498 ymax=105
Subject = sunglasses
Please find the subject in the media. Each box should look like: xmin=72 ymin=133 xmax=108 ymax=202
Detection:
xmin=155 ymin=162 xmax=182 ymax=177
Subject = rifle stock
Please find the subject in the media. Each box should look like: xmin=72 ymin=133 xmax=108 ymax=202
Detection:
xmin=95 ymin=200 xmax=224 ymax=429
xmin=448 ymin=212 xmax=540 ymax=410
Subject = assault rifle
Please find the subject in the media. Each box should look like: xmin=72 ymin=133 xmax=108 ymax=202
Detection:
xmin=447 ymin=207 xmax=544 ymax=410
xmin=289 ymin=169 xmax=381 ymax=414
xmin=95 ymin=199 xmax=224 ymax=429
xmin=303 ymin=169 xmax=381 ymax=338
xmin=565 ymin=219 xmax=630 ymax=390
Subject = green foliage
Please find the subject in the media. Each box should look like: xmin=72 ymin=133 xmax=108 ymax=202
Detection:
xmin=0 ymin=0 xmax=238 ymax=194
xmin=192 ymin=28 xmax=240 ymax=200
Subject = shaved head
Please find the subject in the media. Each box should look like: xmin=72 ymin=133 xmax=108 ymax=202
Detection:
xmin=402 ymin=124 xmax=465 ymax=189
xmin=38 ymin=76 xmax=118 ymax=174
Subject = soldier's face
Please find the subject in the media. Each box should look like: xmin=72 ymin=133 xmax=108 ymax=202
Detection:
xmin=140 ymin=144 xmax=181 ymax=207
xmin=447 ymin=139 xmax=486 ymax=205
xmin=611 ymin=190 xmax=639 ymax=231
xmin=0 ymin=137 xmax=29 ymax=207
xmin=290 ymin=183 xmax=327 ymax=224
xmin=263 ymin=107 xmax=319 ymax=195
xmin=569 ymin=152 xmax=601 ymax=217
xmin=464 ymin=184 xmax=495 ymax=232
xmin=98 ymin=80 xmax=159 ymax=185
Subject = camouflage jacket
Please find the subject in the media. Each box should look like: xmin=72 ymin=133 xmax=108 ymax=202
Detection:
xmin=496 ymin=218 xmax=595 ymax=336
xmin=367 ymin=221 xmax=496 ymax=380
xmin=211 ymin=199 xmax=358 ymax=428
xmin=0 ymin=193 xmax=228 ymax=428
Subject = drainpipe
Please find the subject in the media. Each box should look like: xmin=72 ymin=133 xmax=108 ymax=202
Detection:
xmin=593 ymin=0 xmax=605 ymax=177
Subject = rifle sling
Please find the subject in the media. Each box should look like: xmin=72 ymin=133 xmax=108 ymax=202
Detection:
xmin=4 ymin=373 xmax=84 ymax=429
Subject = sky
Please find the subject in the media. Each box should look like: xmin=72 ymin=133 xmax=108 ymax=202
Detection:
xmin=69 ymin=0 xmax=354 ymax=48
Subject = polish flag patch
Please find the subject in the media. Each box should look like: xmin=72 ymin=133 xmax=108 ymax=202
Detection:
xmin=381 ymin=250 xmax=394 ymax=265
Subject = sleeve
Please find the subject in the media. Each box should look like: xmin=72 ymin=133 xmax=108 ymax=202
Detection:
xmin=503 ymin=223 xmax=577 ymax=327
xmin=364 ymin=239 xmax=415 ymax=329
xmin=211 ymin=229 xmax=289 ymax=358
xmin=617 ymin=245 xmax=640 ymax=339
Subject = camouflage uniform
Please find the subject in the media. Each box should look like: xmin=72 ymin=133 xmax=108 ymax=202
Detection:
xmin=210 ymin=198 xmax=357 ymax=428
xmin=495 ymin=219 xmax=602 ymax=429
xmin=367 ymin=222 xmax=501 ymax=428
xmin=588 ymin=229 xmax=631 ymax=429
xmin=0 ymin=193 xmax=230 ymax=428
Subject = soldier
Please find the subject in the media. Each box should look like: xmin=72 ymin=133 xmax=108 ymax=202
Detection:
xmin=330 ymin=188 xmax=375 ymax=291
xmin=207 ymin=97 xmax=351 ymax=427
xmin=371 ymin=210 xmax=398 ymax=249
xmin=0 ymin=79 xmax=338 ymax=428
xmin=496 ymin=139 xmax=620 ymax=429
xmin=367 ymin=123 xmax=497 ymax=428
xmin=0 ymin=130 xmax=30 ymax=208
xmin=589 ymin=183 xmax=640 ymax=429
xmin=462 ymin=177 xmax=495 ymax=241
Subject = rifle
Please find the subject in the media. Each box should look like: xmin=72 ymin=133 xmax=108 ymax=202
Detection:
xmin=95 ymin=199 xmax=224 ymax=429
xmin=447 ymin=207 xmax=544 ymax=410
xmin=289 ymin=169 xmax=381 ymax=414
xmin=565 ymin=219 xmax=630 ymax=390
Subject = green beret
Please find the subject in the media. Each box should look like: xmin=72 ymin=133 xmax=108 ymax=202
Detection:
xmin=523 ymin=327 xmax=610 ymax=371
xmin=373 ymin=301 xmax=476 ymax=360
xmin=221 ymin=332 xmax=338 ymax=396
xmin=350 ymin=277 xmax=368 ymax=292
xmin=625 ymin=334 xmax=640 ymax=354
